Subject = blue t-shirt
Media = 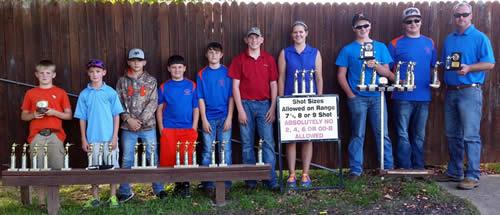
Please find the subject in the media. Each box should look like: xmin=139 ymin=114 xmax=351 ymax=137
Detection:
xmin=283 ymin=44 xmax=318 ymax=95
xmin=196 ymin=65 xmax=232 ymax=120
xmin=158 ymin=79 xmax=198 ymax=129
xmin=335 ymin=40 xmax=393 ymax=97
xmin=74 ymin=83 xmax=124 ymax=143
xmin=388 ymin=35 xmax=437 ymax=101
xmin=442 ymin=25 xmax=495 ymax=85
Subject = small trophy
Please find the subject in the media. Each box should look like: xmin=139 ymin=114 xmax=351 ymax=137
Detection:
xmin=183 ymin=141 xmax=189 ymax=167
xmin=360 ymin=42 xmax=375 ymax=60
xmin=8 ymin=143 xmax=18 ymax=171
xmin=36 ymin=100 xmax=49 ymax=114
xmin=191 ymin=141 xmax=199 ymax=167
xmin=293 ymin=70 xmax=299 ymax=95
xmin=41 ymin=143 xmax=51 ymax=171
xmin=219 ymin=140 xmax=227 ymax=167
xmin=256 ymin=139 xmax=264 ymax=165
xmin=98 ymin=143 xmax=104 ymax=166
xmin=357 ymin=62 xmax=367 ymax=90
xmin=30 ymin=144 xmax=40 ymax=171
xmin=301 ymin=70 xmax=307 ymax=94
xmin=141 ymin=143 xmax=147 ymax=168
xmin=309 ymin=70 xmax=315 ymax=94
xmin=86 ymin=144 xmax=94 ymax=169
xmin=404 ymin=61 xmax=416 ymax=90
xmin=133 ymin=143 xmax=139 ymax=168
xmin=174 ymin=141 xmax=181 ymax=168
xmin=20 ymin=143 xmax=28 ymax=171
xmin=150 ymin=143 xmax=157 ymax=168
xmin=430 ymin=61 xmax=441 ymax=88
xmin=107 ymin=144 xmax=113 ymax=166
xmin=449 ymin=52 xmax=461 ymax=70
xmin=393 ymin=61 xmax=403 ymax=89
xmin=368 ymin=64 xmax=378 ymax=91
xmin=209 ymin=141 xmax=218 ymax=167
xmin=62 ymin=143 xmax=73 ymax=171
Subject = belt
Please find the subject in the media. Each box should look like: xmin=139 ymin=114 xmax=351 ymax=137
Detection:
xmin=39 ymin=128 xmax=53 ymax=136
xmin=446 ymin=84 xmax=481 ymax=91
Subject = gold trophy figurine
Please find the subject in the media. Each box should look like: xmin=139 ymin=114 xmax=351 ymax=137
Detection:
xmin=256 ymin=139 xmax=264 ymax=165
xmin=98 ymin=143 xmax=104 ymax=166
xmin=8 ymin=143 xmax=18 ymax=171
xmin=107 ymin=144 xmax=113 ymax=166
xmin=368 ymin=61 xmax=379 ymax=91
xmin=393 ymin=61 xmax=403 ymax=89
xmin=150 ymin=143 xmax=157 ymax=168
xmin=209 ymin=141 xmax=218 ymax=167
xmin=192 ymin=141 xmax=199 ymax=167
xmin=357 ymin=62 xmax=367 ymax=90
xmin=62 ymin=143 xmax=73 ymax=170
xmin=309 ymin=69 xmax=315 ymax=94
xmin=293 ymin=70 xmax=299 ymax=95
xmin=41 ymin=143 xmax=51 ymax=171
xmin=141 ymin=143 xmax=147 ymax=168
xmin=184 ymin=141 xmax=190 ymax=167
xmin=430 ymin=61 xmax=441 ymax=88
xmin=174 ymin=141 xmax=181 ymax=168
xmin=133 ymin=143 xmax=139 ymax=168
xmin=30 ymin=144 xmax=40 ymax=171
xmin=86 ymin=144 xmax=94 ymax=169
xmin=219 ymin=140 xmax=227 ymax=167
xmin=301 ymin=69 xmax=306 ymax=94
xmin=20 ymin=143 xmax=28 ymax=171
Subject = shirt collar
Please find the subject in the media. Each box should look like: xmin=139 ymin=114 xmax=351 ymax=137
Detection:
xmin=87 ymin=82 xmax=107 ymax=90
xmin=291 ymin=44 xmax=312 ymax=55
xmin=454 ymin=24 xmax=475 ymax=36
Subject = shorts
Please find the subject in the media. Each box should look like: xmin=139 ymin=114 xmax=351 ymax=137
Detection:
xmin=30 ymin=133 xmax=65 ymax=169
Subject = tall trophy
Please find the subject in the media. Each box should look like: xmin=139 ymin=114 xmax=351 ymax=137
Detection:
xmin=256 ymin=139 xmax=264 ymax=165
xmin=393 ymin=61 xmax=403 ymax=89
xmin=62 ymin=143 xmax=73 ymax=171
xmin=293 ymin=70 xmax=299 ymax=95
xmin=357 ymin=62 xmax=368 ymax=90
xmin=133 ymin=143 xmax=139 ymax=168
xmin=150 ymin=142 xmax=157 ymax=168
xmin=368 ymin=62 xmax=379 ymax=91
xmin=358 ymin=42 xmax=375 ymax=91
xmin=219 ymin=140 xmax=227 ymax=167
xmin=8 ymin=143 xmax=18 ymax=171
xmin=183 ymin=141 xmax=189 ymax=167
xmin=141 ymin=143 xmax=147 ymax=168
xmin=20 ymin=143 xmax=29 ymax=171
xmin=404 ymin=61 xmax=416 ymax=90
xmin=301 ymin=70 xmax=306 ymax=94
xmin=30 ymin=144 xmax=40 ymax=171
xmin=309 ymin=70 xmax=315 ymax=93
xmin=174 ymin=141 xmax=181 ymax=168
xmin=86 ymin=144 xmax=94 ymax=169
xmin=107 ymin=144 xmax=114 ymax=166
xmin=41 ymin=143 xmax=51 ymax=171
xmin=430 ymin=61 xmax=441 ymax=88
xmin=209 ymin=141 xmax=218 ymax=167
xmin=191 ymin=141 xmax=199 ymax=167
xmin=98 ymin=143 xmax=104 ymax=165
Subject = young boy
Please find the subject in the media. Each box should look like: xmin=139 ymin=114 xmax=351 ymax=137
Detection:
xmin=196 ymin=42 xmax=234 ymax=194
xmin=157 ymin=55 xmax=199 ymax=198
xmin=116 ymin=48 xmax=166 ymax=202
xmin=74 ymin=59 xmax=124 ymax=207
xmin=21 ymin=60 xmax=72 ymax=207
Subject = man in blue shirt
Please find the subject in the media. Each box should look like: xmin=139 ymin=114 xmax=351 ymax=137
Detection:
xmin=336 ymin=13 xmax=395 ymax=179
xmin=388 ymin=7 xmax=437 ymax=170
xmin=436 ymin=2 xmax=495 ymax=190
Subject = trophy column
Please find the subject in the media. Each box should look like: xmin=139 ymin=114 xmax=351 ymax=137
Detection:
xmin=8 ymin=143 xmax=18 ymax=171
xmin=256 ymin=139 xmax=264 ymax=165
xmin=62 ymin=143 xmax=73 ymax=171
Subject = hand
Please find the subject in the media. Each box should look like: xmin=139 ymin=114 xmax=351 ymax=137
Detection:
xmin=457 ymin=64 xmax=470 ymax=76
xmin=366 ymin=60 xmax=377 ymax=69
xmin=33 ymin=111 xmax=45 ymax=119
xmin=265 ymin=108 xmax=275 ymax=123
xmin=81 ymin=139 xmax=90 ymax=152
xmin=347 ymin=94 xmax=356 ymax=99
xmin=238 ymin=111 xmax=248 ymax=125
xmin=223 ymin=118 xmax=232 ymax=131
xmin=127 ymin=118 xmax=142 ymax=131
xmin=202 ymin=120 xmax=212 ymax=134
xmin=44 ymin=108 xmax=56 ymax=116
xmin=111 ymin=136 xmax=118 ymax=150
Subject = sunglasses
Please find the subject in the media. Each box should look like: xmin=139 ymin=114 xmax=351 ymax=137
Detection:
xmin=404 ymin=19 xmax=421 ymax=25
xmin=354 ymin=24 xmax=370 ymax=30
xmin=453 ymin=12 xmax=471 ymax=18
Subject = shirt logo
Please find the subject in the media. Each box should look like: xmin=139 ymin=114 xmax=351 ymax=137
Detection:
xmin=184 ymin=89 xmax=192 ymax=95
xmin=425 ymin=47 xmax=432 ymax=55
xmin=218 ymin=79 xmax=225 ymax=87
xmin=52 ymin=95 xmax=57 ymax=99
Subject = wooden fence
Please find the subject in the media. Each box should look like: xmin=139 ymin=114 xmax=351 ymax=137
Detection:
xmin=1 ymin=0 xmax=499 ymax=173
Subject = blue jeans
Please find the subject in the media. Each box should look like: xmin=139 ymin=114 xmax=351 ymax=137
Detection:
xmin=240 ymin=100 xmax=277 ymax=188
xmin=201 ymin=118 xmax=232 ymax=189
xmin=445 ymin=87 xmax=482 ymax=181
xmin=118 ymin=129 xmax=164 ymax=195
xmin=347 ymin=96 xmax=394 ymax=176
xmin=393 ymin=100 xmax=429 ymax=169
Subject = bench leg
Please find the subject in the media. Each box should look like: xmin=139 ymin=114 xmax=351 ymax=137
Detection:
xmin=46 ymin=185 xmax=60 ymax=215
xmin=215 ymin=181 xmax=225 ymax=206
xmin=20 ymin=186 xmax=31 ymax=205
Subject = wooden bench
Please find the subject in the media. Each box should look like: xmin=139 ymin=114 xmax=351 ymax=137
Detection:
xmin=2 ymin=164 xmax=271 ymax=215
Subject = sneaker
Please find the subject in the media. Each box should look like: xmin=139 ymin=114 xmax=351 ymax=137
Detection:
xmin=83 ymin=198 xmax=100 ymax=208
xmin=117 ymin=193 xmax=134 ymax=203
xmin=156 ymin=191 xmax=168 ymax=200
xmin=457 ymin=178 xmax=480 ymax=190
xmin=182 ymin=183 xmax=192 ymax=198
xmin=435 ymin=174 xmax=463 ymax=182
xmin=287 ymin=175 xmax=297 ymax=188
xmin=108 ymin=196 xmax=119 ymax=208
xmin=301 ymin=174 xmax=312 ymax=188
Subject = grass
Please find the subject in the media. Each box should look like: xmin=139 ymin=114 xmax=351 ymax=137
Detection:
xmin=0 ymin=169 xmax=481 ymax=215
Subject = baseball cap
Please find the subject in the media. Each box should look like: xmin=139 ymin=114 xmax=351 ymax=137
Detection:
xmin=402 ymin=7 xmax=422 ymax=21
xmin=246 ymin=27 xmax=262 ymax=37
xmin=128 ymin=48 xmax=145 ymax=60
xmin=352 ymin=13 xmax=371 ymax=27
xmin=87 ymin=59 xmax=105 ymax=69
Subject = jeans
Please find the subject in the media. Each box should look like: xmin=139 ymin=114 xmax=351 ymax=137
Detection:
xmin=347 ymin=96 xmax=394 ymax=176
xmin=393 ymin=100 xmax=429 ymax=169
xmin=445 ymin=87 xmax=482 ymax=181
xmin=240 ymin=100 xmax=277 ymax=188
xmin=118 ymin=129 xmax=164 ymax=195
xmin=201 ymin=118 xmax=232 ymax=189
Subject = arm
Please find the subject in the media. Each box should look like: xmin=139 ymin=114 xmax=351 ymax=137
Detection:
xmin=459 ymin=62 xmax=495 ymax=76
xmin=232 ymin=79 xmax=247 ymax=125
xmin=79 ymin=120 xmax=89 ymax=152
xmin=265 ymin=81 xmax=277 ymax=123
xmin=111 ymin=115 xmax=120 ymax=149
xmin=337 ymin=67 xmax=356 ymax=98
xmin=223 ymin=97 xmax=234 ymax=131
xmin=315 ymin=51 xmax=324 ymax=95
xmin=199 ymin=99 xmax=211 ymax=133
xmin=45 ymin=108 xmax=72 ymax=120
xmin=192 ymin=108 xmax=199 ymax=130
xmin=21 ymin=110 xmax=44 ymax=121
xmin=156 ymin=103 xmax=164 ymax=133
xmin=277 ymin=50 xmax=286 ymax=96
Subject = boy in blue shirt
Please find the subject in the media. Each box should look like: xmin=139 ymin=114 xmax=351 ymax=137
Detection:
xmin=74 ymin=59 xmax=124 ymax=207
xmin=196 ymin=42 xmax=234 ymax=195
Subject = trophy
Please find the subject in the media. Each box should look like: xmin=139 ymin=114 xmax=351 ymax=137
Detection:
xmin=174 ymin=141 xmax=181 ymax=168
xmin=448 ymin=52 xmax=461 ymax=70
xmin=98 ymin=143 xmax=104 ymax=165
xmin=150 ymin=142 xmax=157 ymax=168
xmin=8 ymin=143 xmax=18 ymax=171
xmin=357 ymin=62 xmax=367 ymax=90
xmin=86 ymin=144 xmax=94 ymax=169
xmin=292 ymin=69 xmax=315 ymax=96
xmin=293 ymin=70 xmax=299 ymax=95
xmin=141 ymin=143 xmax=147 ymax=168
xmin=309 ymin=70 xmax=315 ymax=94
xmin=393 ymin=61 xmax=403 ymax=89
xmin=368 ymin=63 xmax=379 ymax=91
xmin=133 ymin=143 xmax=139 ymax=167
xmin=183 ymin=141 xmax=189 ymax=167
xmin=301 ymin=69 xmax=306 ymax=94
xmin=20 ymin=143 xmax=28 ymax=171
xmin=36 ymin=100 xmax=49 ymax=114
xmin=107 ymin=144 xmax=113 ymax=166
xmin=430 ymin=61 xmax=441 ymax=88
xmin=30 ymin=144 xmax=40 ymax=171
xmin=256 ymin=139 xmax=264 ymax=165
xmin=209 ymin=141 xmax=218 ymax=167
xmin=41 ymin=143 xmax=51 ymax=171
xmin=360 ymin=42 xmax=375 ymax=60
xmin=404 ymin=61 xmax=416 ymax=90
xmin=191 ymin=141 xmax=199 ymax=167
xmin=62 ymin=143 xmax=73 ymax=170
xmin=219 ymin=140 xmax=227 ymax=167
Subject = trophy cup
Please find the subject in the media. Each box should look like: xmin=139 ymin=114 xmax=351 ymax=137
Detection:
xmin=393 ymin=61 xmax=403 ymax=90
xmin=86 ymin=144 xmax=94 ymax=169
xmin=41 ymin=143 xmax=51 ymax=171
xmin=62 ymin=143 xmax=73 ymax=170
xmin=36 ymin=100 xmax=49 ymax=114
xmin=209 ymin=141 xmax=218 ymax=167
xmin=430 ymin=61 xmax=441 ymax=88
xmin=174 ymin=141 xmax=181 ymax=168
xmin=256 ymin=139 xmax=264 ymax=165
xmin=183 ymin=141 xmax=189 ymax=167
xmin=97 ymin=143 xmax=104 ymax=165
xmin=141 ymin=143 xmax=147 ymax=168
xmin=30 ymin=144 xmax=40 ymax=171
xmin=191 ymin=141 xmax=199 ymax=167
xmin=107 ymin=144 xmax=113 ymax=166
xmin=133 ymin=143 xmax=139 ymax=168
xmin=219 ymin=140 xmax=227 ymax=167
xmin=301 ymin=70 xmax=306 ymax=94
xmin=309 ymin=69 xmax=315 ymax=94
xmin=20 ymin=143 xmax=28 ymax=171
xmin=293 ymin=70 xmax=299 ymax=95
xmin=357 ymin=62 xmax=367 ymax=90
xmin=8 ymin=143 xmax=18 ymax=171
xmin=149 ymin=143 xmax=157 ymax=168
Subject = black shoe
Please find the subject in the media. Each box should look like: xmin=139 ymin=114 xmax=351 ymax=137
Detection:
xmin=156 ymin=191 xmax=168 ymax=200
xmin=182 ymin=183 xmax=191 ymax=198
xmin=117 ymin=193 xmax=134 ymax=203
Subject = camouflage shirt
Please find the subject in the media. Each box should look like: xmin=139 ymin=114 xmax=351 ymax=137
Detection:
xmin=116 ymin=70 xmax=158 ymax=131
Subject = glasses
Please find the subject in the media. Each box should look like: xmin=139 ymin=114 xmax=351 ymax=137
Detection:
xmin=453 ymin=12 xmax=471 ymax=18
xmin=404 ymin=19 xmax=421 ymax=25
xmin=354 ymin=24 xmax=370 ymax=30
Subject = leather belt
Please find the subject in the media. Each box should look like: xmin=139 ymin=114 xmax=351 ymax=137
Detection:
xmin=39 ymin=128 xmax=53 ymax=136
xmin=446 ymin=84 xmax=481 ymax=91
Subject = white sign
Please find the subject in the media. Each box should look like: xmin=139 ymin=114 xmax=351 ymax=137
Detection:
xmin=277 ymin=95 xmax=339 ymax=142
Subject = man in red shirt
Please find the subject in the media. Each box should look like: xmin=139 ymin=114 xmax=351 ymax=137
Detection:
xmin=229 ymin=27 xmax=278 ymax=190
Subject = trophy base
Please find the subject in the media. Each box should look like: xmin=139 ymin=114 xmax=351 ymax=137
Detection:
xmin=292 ymin=92 xmax=315 ymax=96
xmin=7 ymin=168 xmax=18 ymax=171
xmin=256 ymin=162 xmax=265 ymax=166
xmin=385 ymin=86 xmax=395 ymax=92
xmin=218 ymin=163 xmax=228 ymax=167
xmin=368 ymin=85 xmax=378 ymax=91
xmin=174 ymin=165 xmax=184 ymax=168
xmin=30 ymin=168 xmax=40 ymax=171
xmin=357 ymin=85 xmax=367 ymax=91
xmin=429 ymin=84 xmax=440 ymax=88
xmin=404 ymin=85 xmax=415 ymax=91
xmin=132 ymin=166 xmax=149 ymax=169
xmin=19 ymin=168 xmax=29 ymax=172
xmin=40 ymin=168 xmax=51 ymax=171
xmin=61 ymin=168 xmax=72 ymax=171
xmin=189 ymin=164 xmax=199 ymax=168
xmin=209 ymin=164 xmax=219 ymax=167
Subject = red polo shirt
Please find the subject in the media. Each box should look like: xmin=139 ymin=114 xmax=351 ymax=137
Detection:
xmin=228 ymin=49 xmax=278 ymax=100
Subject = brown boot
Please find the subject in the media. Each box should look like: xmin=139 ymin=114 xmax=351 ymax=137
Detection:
xmin=434 ymin=174 xmax=463 ymax=182
xmin=457 ymin=178 xmax=480 ymax=190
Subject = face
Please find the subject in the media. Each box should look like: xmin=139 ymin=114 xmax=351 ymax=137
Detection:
xmin=87 ymin=67 xmax=106 ymax=83
xmin=168 ymin=63 xmax=186 ymax=81
xmin=206 ymin=49 xmax=223 ymax=65
xmin=352 ymin=20 xmax=371 ymax=39
xmin=291 ymin=25 xmax=308 ymax=44
xmin=403 ymin=16 xmax=421 ymax=34
xmin=127 ymin=59 xmax=147 ymax=72
xmin=35 ymin=67 xmax=56 ymax=85
xmin=453 ymin=5 xmax=472 ymax=29
xmin=245 ymin=34 xmax=264 ymax=50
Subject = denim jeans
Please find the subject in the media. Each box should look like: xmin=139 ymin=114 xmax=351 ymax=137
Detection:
xmin=393 ymin=100 xmax=429 ymax=169
xmin=445 ymin=87 xmax=482 ymax=181
xmin=118 ymin=129 xmax=164 ymax=195
xmin=201 ymin=118 xmax=232 ymax=189
xmin=347 ymin=96 xmax=394 ymax=176
xmin=240 ymin=100 xmax=277 ymax=188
